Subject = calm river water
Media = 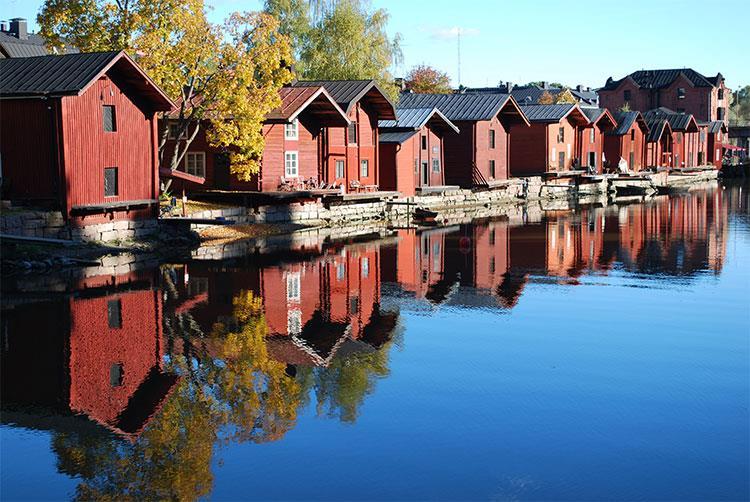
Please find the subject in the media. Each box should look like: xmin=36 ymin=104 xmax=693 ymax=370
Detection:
xmin=1 ymin=181 xmax=749 ymax=501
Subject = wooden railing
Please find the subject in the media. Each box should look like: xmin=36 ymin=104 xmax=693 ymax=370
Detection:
xmin=471 ymin=162 xmax=489 ymax=187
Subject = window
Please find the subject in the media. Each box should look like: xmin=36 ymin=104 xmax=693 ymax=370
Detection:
xmin=287 ymin=309 xmax=302 ymax=335
xmin=623 ymin=89 xmax=631 ymax=102
xmin=489 ymin=129 xmax=496 ymax=149
xmin=102 ymin=105 xmax=116 ymax=132
xmin=168 ymin=124 xmax=187 ymax=139
xmin=336 ymin=263 xmax=345 ymax=280
xmin=284 ymin=151 xmax=298 ymax=177
xmin=362 ymin=257 xmax=369 ymax=278
xmin=107 ymin=299 xmax=122 ymax=328
xmin=490 ymin=257 xmax=496 ymax=274
xmin=432 ymin=241 xmax=440 ymax=256
xmin=360 ymin=159 xmax=369 ymax=177
xmin=335 ymin=160 xmax=345 ymax=179
xmin=677 ymin=88 xmax=685 ymax=99
xmin=185 ymin=152 xmax=206 ymax=178
xmin=631 ymin=129 xmax=635 ymax=140
xmin=421 ymin=135 xmax=427 ymax=150
xmin=718 ymin=88 xmax=724 ymax=100
xmin=558 ymin=127 xmax=565 ymax=143
xmin=110 ymin=363 xmax=124 ymax=387
xmin=676 ymin=133 xmax=682 ymax=144
xmin=489 ymin=229 xmax=495 ymax=245
xmin=349 ymin=296 xmax=359 ymax=314
xmin=590 ymin=129 xmax=595 ymax=143
xmin=285 ymin=118 xmax=299 ymax=140
xmin=104 ymin=167 xmax=118 ymax=197
xmin=559 ymin=151 xmax=566 ymax=168
xmin=432 ymin=158 xmax=440 ymax=173
xmin=700 ymin=130 xmax=706 ymax=143
xmin=489 ymin=160 xmax=496 ymax=178
xmin=629 ymin=152 xmax=635 ymax=170
xmin=717 ymin=107 xmax=725 ymax=120
xmin=286 ymin=272 xmax=300 ymax=302
xmin=414 ymin=158 xmax=418 ymax=173
xmin=348 ymin=122 xmax=358 ymax=144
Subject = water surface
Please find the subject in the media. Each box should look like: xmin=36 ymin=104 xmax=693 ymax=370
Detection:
xmin=2 ymin=181 xmax=748 ymax=501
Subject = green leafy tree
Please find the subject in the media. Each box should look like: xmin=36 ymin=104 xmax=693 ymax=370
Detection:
xmin=729 ymin=85 xmax=750 ymax=125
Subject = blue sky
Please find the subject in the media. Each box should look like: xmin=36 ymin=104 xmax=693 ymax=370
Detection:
xmin=3 ymin=0 xmax=747 ymax=90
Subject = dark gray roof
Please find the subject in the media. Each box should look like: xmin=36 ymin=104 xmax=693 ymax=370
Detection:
xmin=610 ymin=111 xmax=641 ymax=135
xmin=379 ymin=130 xmax=419 ymax=144
xmin=645 ymin=118 xmax=669 ymax=142
xmin=0 ymin=31 xmax=78 ymax=58
xmin=602 ymin=69 xmax=721 ymax=91
xmin=397 ymin=92 xmax=514 ymax=121
xmin=643 ymin=107 xmax=696 ymax=131
xmin=707 ymin=121 xmax=724 ymax=134
xmin=0 ymin=51 xmax=119 ymax=96
xmin=581 ymin=107 xmax=605 ymax=123
xmin=520 ymin=103 xmax=583 ymax=123
xmin=378 ymin=107 xmax=459 ymax=133
xmin=464 ymin=85 xmax=598 ymax=106
xmin=292 ymin=79 xmax=395 ymax=117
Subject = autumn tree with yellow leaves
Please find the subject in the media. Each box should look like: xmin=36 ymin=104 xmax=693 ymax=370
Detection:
xmin=38 ymin=0 xmax=293 ymax=180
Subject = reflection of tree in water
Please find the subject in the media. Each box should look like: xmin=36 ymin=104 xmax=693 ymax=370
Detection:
xmin=52 ymin=287 xmax=398 ymax=500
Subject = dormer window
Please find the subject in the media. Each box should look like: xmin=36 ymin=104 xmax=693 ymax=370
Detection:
xmin=348 ymin=122 xmax=358 ymax=144
xmin=623 ymin=90 xmax=631 ymax=102
xmin=285 ymin=119 xmax=299 ymax=140
xmin=677 ymin=88 xmax=686 ymax=99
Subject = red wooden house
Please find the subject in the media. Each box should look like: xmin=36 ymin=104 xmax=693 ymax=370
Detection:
xmin=509 ymin=104 xmax=591 ymax=175
xmin=291 ymin=80 xmax=396 ymax=193
xmin=396 ymin=92 xmax=530 ymax=187
xmin=644 ymin=117 xmax=674 ymax=168
xmin=163 ymin=85 xmax=350 ymax=193
xmin=703 ymin=120 xmax=728 ymax=168
xmin=604 ymin=111 xmax=649 ymax=172
xmin=644 ymin=108 xmax=700 ymax=168
xmin=378 ymin=107 xmax=459 ymax=196
xmin=580 ymin=108 xmax=617 ymax=173
xmin=0 ymin=51 xmax=173 ymax=226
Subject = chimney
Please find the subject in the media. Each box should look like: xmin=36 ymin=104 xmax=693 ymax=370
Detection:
xmin=0 ymin=21 xmax=7 ymax=32
xmin=505 ymin=81 xmax=514 ymax=92
xmin=541 ymin=81 xmax=549 ymax=89
xmin=576 ymin=84 xmax=583 ymax=92
xmin=9 ymin=18 xmax=27 ymax=40
xmin=394 ymin=77 xmax=406 ymax=92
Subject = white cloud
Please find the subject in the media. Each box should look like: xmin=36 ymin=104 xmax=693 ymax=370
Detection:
xmin=420 ymin=26 xmax=481 ymax=41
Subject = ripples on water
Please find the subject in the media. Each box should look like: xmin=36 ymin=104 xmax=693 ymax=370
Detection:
xmin=1 ymin=181 xmax=748 ymax=501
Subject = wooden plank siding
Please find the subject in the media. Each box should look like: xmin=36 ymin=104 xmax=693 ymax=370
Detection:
xmin=378 ymin=124 xmax=447 ymax=196
xmin=510 ymin=118 xmax=582 ymax=175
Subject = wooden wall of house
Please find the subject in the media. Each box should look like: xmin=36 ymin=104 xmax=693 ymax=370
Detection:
xmin=442 ymin=121 xmax=475 ymax=187
xmin=472 ymin=220 xmax=509 ymax=291
xmin=0 ymin=98 xmax=59 ymax=205
xmin=60 ymin=75 xmax=158 ymax=223
xmin=323 ymin=102 xmax=379 ymax=191
xmin=475 ymin=116 xmax=510 ymax=182
xmin=509 ymin=123 xmax=547 ymax=175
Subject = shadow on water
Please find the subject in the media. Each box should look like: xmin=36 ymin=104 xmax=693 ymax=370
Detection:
xmin=1 ymin=179 xmax=748 ymax=500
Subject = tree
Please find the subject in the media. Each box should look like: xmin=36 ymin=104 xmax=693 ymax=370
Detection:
xmin=538 ymin=90 xmax=554 ymax=105
xmin=404 ymin=65 xmax=452 ymax=94
xmin=553 ymin=88 xmax=577 ymax=104
xmin=619 ymin=102 xmax=632 ymax=113
xmin=729 ymin=85 xmax=750 ymax=125
xmin=263 ymin=0 xmax=311 ymax=61
xmin=38 ymin=0 xmax=293 ymax=180
xmin=526 ymin=81 xmax=564 ymax=88
xmin=294 ymin=0 xmax=402 ymax=101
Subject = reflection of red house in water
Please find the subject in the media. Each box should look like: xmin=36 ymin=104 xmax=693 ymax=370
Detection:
xmin=1 ymin=270 xmax=178 ymax=440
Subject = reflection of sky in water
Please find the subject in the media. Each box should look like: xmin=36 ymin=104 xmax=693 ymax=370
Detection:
xmin=1 ymin=182 xmax=748 ymax=501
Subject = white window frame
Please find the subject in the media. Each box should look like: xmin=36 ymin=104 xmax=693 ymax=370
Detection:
xmin=335 ymin=159 xmax=345 ymax=179
xmin=286 ymin=272 xmax=301 ymax=303
xmin=287 ymin=308 xmax=302 ymax=335
xmin=285 ymin=118 xmax=299 ymax=140
xmin=185 ymin=152 xmax=206 ymax=178
xmin=360 ymin=159 xmax=369 ymax=177
xmin=361 ymin=257 xmax=369 ymax=278
xmin=285 ymin=151 xmax=299 ymax=178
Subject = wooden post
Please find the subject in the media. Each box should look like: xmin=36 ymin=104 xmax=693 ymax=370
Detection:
xmin=182 ymin=188 xmax=186 ymax=217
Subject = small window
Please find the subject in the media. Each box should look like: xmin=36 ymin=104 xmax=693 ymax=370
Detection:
xmin=336 ymin=263 xmax=345 ymax=280
xmin=102 ymin=105 xmax=116 ymax=132
xmin=558 ymin=127 xmax=565 ymax=143
xmin=432 ymin=158 xmax=440 ymax=173
xmin=414 ymin=158 xmax=418 ymax=173
xmin=104 ymin=167 xmax=118 ymax=197
xmin=676 ymin=133 xmax=682 ymax=144
xmin=335 ymin=160 xmax=345 ymax=179
xmin=185 ymin=152 xmax=206 ymax=178
xmin=718 ymin=88 xmax=724 ymax=100
xmin=700 ymin=130 xmax=706 ymax=142
xmin=489 ymin=229 xmax=495 ymax=245
xmin=631 ymin=129 xmax=635 ymax=140
xmin=360 ymin=159 xmax=369 ymax=177
xmin=348 ymin=122 xmax=358 ymax=144
xmin=285 ymin=118 xmax=299 ymax=140
xmin=107 ymin=299 xmax=122 ymax=328
xmin=287 ymin=309 xmax=302 ymax=335
xmin=361 ymin=257 xmax=369 ymax=278
xmin=717 ymin=107 xmax=725 ymax=120
xmin=489 ymin=159 xmax=496 ymax=178
xmin=623 ymin=89 xmax=631 ymax=102
xmin=489 ymin=129 xmax=496 ymax=149
xmin=285 ymin=151 xmax=298 ymax=177
xmin=168 ymin=124 xmax=187 ymax=140
xmin=286 ymin=272 xmax=300 ymax=302
xmin=421 ymin=136 xmax=427 ymax=150
xmin=110 ymin=363 xmax=124 ymax=387
xmin=677 ymin=88 xmax=685 ymax=99
xmin=349 ymin=296 xmax=359 ymax=314
xmin=490 ymin=257 xmax=496 ymax=274
xmin=590 ymin=128 xmax=595 ymax=143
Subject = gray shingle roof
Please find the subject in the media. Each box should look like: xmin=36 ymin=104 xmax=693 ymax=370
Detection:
xmin=0 ymin=51 xmax=119 ymax=96
xmin=581 ymin=107 xmax=605 ymax=123
xmin=643 ymin=107 xmax=696 ymax=132
xmin=520 ymin=103 xmax=584 ymax=123
xmin=378 ymin=107 xmax=459 ymax=133
xmin=645 ymin=118 xmax=670 ymax=142
xmin=602 ymin=69 xmax=720 ymax=91
xmin=0 ymin=31 xmax=78 ymax=58
xmin=292 ymin=79 xmax=395 ymax=118
xmin=397 ymin=92 xmax=514 ymax=121
xmin=379 ymin=130 xmax=419 ymax=144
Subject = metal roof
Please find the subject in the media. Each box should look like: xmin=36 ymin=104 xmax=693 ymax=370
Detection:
xmin=602 ymin=68 xmax=720 ymax=91
xmin=581 ymin=107 xmax=604 ymax=123
xmin=292 ymin=79 xmax=396 ymax=118
xmin=0 ymin=51 xmax=173 ymax=110
xmin=645 ymin=118 xmax=671 ymax=142
xmin=706 ymin=120 xmax=726 ymax=134
xmin=609 ymin=111 xmax=649 ymax=136
xmin=379 ymin=130 xmax=419 ymax=144
xmin=398 ymin=92 xmax=519 ymax=122
xmin=519 ymin=103 xmax=587 ymax=123
xmin=266 ymin=85 xmax=349 ymax=125
xmin=378 ymin=107 xmax=459 ymax=133
xmin=643 ymin=107 xmax=697 ymax=132
xmin=465 ymin=85 xmax=599 ymax=106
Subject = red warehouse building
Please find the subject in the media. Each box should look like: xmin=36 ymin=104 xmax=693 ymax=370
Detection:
xmin=604 ymin=111 xmax=650 ymax=172
xmin=163 ymin=85 xmax=350 ymax=193
xmin=0 ymin=51 xmax=173 ymax=228
xmin=599 ymin=69 xmax=730 ymax=123
xmin=644 ymin=108 xmax=700 ymax=168
xmin=702 ymin=120 xmax=728 ymax=168
xmin=580 ymin=108 xmax=617 ymax=173
xmin=378 ymin=107 xmax=460 ymax=196
xmin=509 ymin=103 xmax=591 ymax=175
xmin=396 ymin=92 xmax=530 ymax=187
xmin=644 ymin=117 xmax=674 ymax=168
